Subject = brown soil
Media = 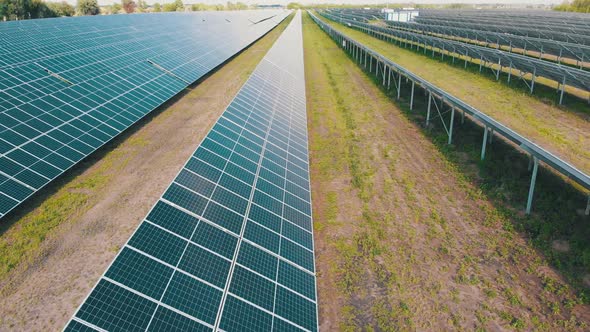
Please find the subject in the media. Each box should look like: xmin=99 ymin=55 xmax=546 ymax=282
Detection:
xmin=0 ymin=17 xmax=291 ymax=332
xmin=304 ymin=12 xmax=589 ymax=331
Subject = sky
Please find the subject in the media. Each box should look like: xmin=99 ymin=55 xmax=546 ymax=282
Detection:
xmin=50 ymin=0 xmax=564 ymax=7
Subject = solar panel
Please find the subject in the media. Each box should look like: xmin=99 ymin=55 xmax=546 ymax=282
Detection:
xmin=0 ymin=11 xmax=290 ymax=219
xmin=66 ymin=11 xmax=317 ymax=332
xmin=319 ymin=11 xmax=590 ymax=93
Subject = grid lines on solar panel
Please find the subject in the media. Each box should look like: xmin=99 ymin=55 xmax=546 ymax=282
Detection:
xmin=66 ymin=11 xmax=317 ymax=332
xmin=0 ymin=10 xmax=291 ymax=219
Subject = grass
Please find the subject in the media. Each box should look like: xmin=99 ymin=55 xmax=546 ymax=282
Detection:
xmin=315 ymin=13 xmax=590 ymax=177
xmin=315 ymin=10 xmax=590 ymax=298
xmin=0 ymin=14 xmax=294 ymax=295
xmin=305 ymin=11 xmax=589 ymax=331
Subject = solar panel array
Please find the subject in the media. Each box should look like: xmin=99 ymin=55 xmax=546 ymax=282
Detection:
xmin=384 ymin=20 xmax=590 ymax=65
xmin=319 ymin=11 xmax=590 ymax=93
xmin=0 ymin=10 xmax=289 ymax=219
xmin=66 ymin=11 xmax=317 ymax=332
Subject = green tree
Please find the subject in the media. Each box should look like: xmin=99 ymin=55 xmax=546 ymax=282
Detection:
xmin=77 ymin=0 xmax=99 ymax=15
xmin=554 ymin=0 xmax=590 ymax=12
xmin=152 ymin=2 xmax=161 ymax=12
xmin=121 ymin=0 xmax=136 ymax=13
xmin=191 ymin=3 xmax=207 ymax=11
xmin=174 ymin=0 xmax=183 ymax=11
xmin=48 ymin=1 xmax=75 ymax=16
xmin=136 ymin=0 xmax=147 ymax=11
xmin=162 ymin=2 xmax=175 ymax=11
xmin=110 ymin=2 xmax=121 ymax=13
xmin=29 ymin=0 xmax=58 ymax=18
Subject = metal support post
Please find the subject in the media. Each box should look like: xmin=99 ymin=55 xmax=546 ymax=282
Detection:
xmin=481 ymin=126 xmax=488 ymax=160
xmin=448 ymin=107 xmax=455 ymax=145
xmin=585 ymin=195 xmax=590 ymax=216
xmin=410 ymin=81 xmax=415 ymax=110
xmin=397 ymin=74 xmax=402 ymax=99
xmin=426 ymin=92 xmax=432 ymax=126
xmin=526 ymin=157 xmax=539 ymax=215
xmin=489 ymin=129 xmax=493 ymax=144
xmin=387 ymin=66 xmax=391 ymax=89
xmin=530 ymin=68 xmax=536 ymax=94
xmin=559 ymin=76 xmax=566 ymax=105
xmin=461 ymin=110 xmax=465 ymax=124
xmin=507 ymin=63 xmax=512 ymax=83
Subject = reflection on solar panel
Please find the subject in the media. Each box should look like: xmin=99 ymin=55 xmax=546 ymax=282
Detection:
xmin=65 ymin=11 xmax=317 ymax=332
xmin=0 ymin=10 xmax=289 ymax=219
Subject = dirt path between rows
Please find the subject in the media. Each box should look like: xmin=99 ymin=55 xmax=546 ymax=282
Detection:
xmin=304 ymin=12 xmax=589 ymax=331
xmin=0 ymin=17 xmax=291 ymax=332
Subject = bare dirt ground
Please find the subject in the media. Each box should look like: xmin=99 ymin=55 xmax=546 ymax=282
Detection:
xmin=304 ymin=12 xmax=589 ymax=331
xmin=317 ymin=14 xmax=590 ymax=179
xmin=0 ymin=16 xmax=291 ymax=332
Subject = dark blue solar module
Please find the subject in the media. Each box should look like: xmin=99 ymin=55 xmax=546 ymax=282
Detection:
xmin=0 ymin=10 xmax=290 ymax=219
xmin=66 ymin=11 xmax=317 ymax=332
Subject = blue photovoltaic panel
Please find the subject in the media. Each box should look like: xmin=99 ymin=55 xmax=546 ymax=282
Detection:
xmin=66 ymin=11 xmax=317 ymax=332
xmin=0 ymin=10 xmax=290 ymax=219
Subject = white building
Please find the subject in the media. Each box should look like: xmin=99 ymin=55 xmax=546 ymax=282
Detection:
xmin=382 ymin=8 xmax=419 ymax=22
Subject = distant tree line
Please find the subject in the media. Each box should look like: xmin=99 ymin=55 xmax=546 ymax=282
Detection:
xmin=1 ymin=0 xmax=263 ymax=21
xmin=150 ymin=1 xmax=249 ymax=12
xmin=1 ymin=0 xmax=74 ymax=20
xmin=554 ymin=0 xmax=590 ymax=12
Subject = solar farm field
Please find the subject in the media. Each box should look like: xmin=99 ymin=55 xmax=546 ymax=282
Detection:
xmin=314 ymin=12 xmax=590 ymax=179
xmin=0 ymin=6 xmax=589 ymax=332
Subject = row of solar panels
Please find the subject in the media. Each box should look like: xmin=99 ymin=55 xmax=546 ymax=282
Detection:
xmin=383 ymin=19 xmax=590 ymax=65
xmin=413 ymin=16 xmax=590 ymax=45
xmin=324 ymin=9 xmax=590 ymax=63
xmin=319 ymin=11 xmax=590 ymax=93
xmin=416 ymin=9 xmax=590 ymax=32
xmin=67 ymin=11 xmax=318 ymax=332
xmin=327 ymin=8 xmax=590 ymax=46
xmin=0 ymin=11 xmax=290 ymax=219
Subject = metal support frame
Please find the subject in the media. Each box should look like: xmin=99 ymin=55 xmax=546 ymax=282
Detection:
xmin=397 ymin=73 xmax=402 ymax=99
xmin=586 ymin=195 xmax=590 ymax=216
xmin=526 ymin=157 xmax=539 ymax=214
xmin=559 ymin=76 xmax=566 ymax=105
xmin=481 ymin=126 xmax=488 ymax=160
xmin=387 ymin=66 xmax=391 ymax=89
xmin=448 ymin=107 xmax=455 ymax=145
xmin=410 ymin=81 xmax=415 ymax=110
xmin=426 ymin=91 xmax=432 ymax=126
xmin=530 ymin=68 xmax=537 ymax=94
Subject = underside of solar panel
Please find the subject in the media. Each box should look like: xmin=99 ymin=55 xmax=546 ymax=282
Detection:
xmin=65 ymin=11 xmax=318 ymax=332
xmin=0 ymin=10 xmax=290 ymax=219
